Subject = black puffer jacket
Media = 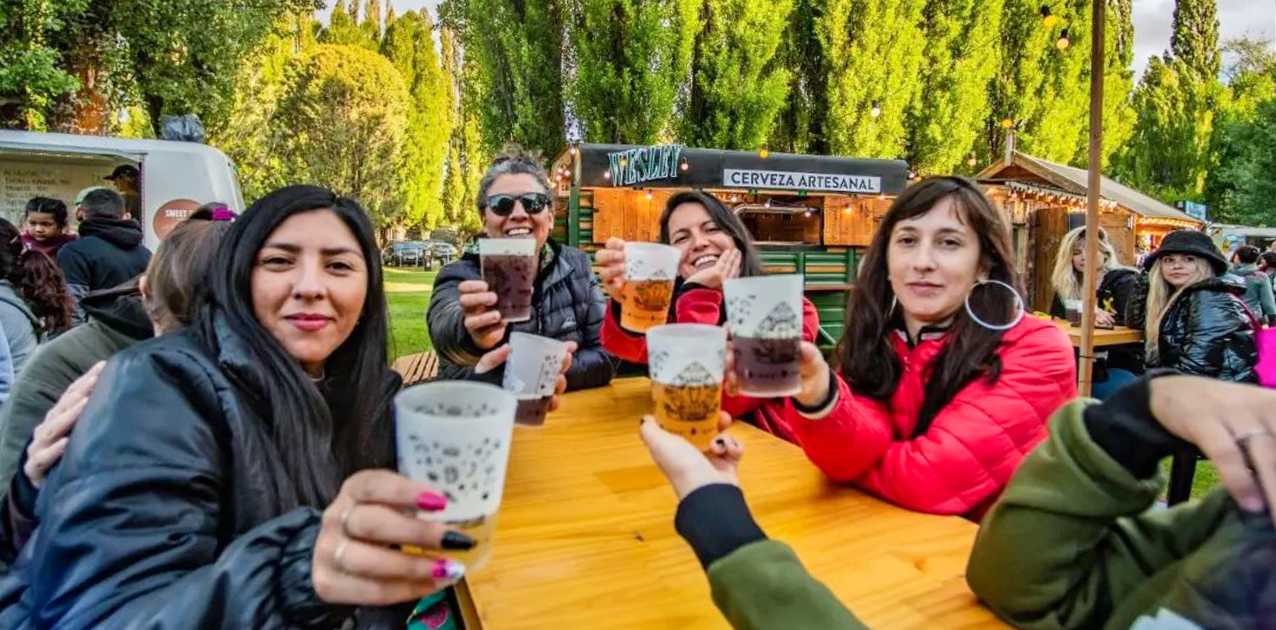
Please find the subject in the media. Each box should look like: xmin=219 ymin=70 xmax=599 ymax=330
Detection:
xmin=0 ymin=316 xmax=411 ymax=629
xmin=1126 ymin=274 xmax=1257 ymax=383
xmin=427 ymin=239 xmax=616 ymax=390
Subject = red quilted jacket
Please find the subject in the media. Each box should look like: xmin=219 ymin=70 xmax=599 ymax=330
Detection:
xmin=601 ymin=285 xmax=820 ymax=442
xmin=789 ymin=316 xmax=1076 ymax=517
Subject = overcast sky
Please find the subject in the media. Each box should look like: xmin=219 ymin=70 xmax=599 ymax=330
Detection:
xmin=324 ymin=0 xmax=1276 ymax=77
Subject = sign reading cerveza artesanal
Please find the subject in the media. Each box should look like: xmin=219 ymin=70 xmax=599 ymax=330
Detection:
xmin=724 ymin=169 xmax=881 ymax=194
xmin=608 ymin=145 xmax=683 ymax=186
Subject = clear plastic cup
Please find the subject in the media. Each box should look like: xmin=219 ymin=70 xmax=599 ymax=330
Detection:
xmin=479 ymin=238 xmax=537 ymax=323
xmin=395 ymin=381 xmax=517 ymax=571
xmin=646 ymin=324 xmax=727 ymax=449
xmin=724 ymin=274 xmax=805 ymax=398
xmin=503 ymin=332 xmax=570 ymax=427
xmin=620 ymin=242 xmax=680 ymax=333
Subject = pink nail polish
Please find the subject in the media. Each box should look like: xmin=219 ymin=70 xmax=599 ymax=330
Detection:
xmin=417 ymin=492 xmax=447 ymax=511
xmin=431 ymin=558 xmax=466 ymax=580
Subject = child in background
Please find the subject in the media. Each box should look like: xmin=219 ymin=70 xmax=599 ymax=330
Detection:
xmin=20 ymin=198 xmax=77 ymax=259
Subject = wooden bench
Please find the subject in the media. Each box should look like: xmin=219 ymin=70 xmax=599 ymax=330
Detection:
xmin=392 ymin=351 xmax=439 ymax=386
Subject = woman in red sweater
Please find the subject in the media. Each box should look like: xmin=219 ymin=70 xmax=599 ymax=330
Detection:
xmin=595 ymin=191 xmax=820 ymax=442
xmin=779 ymin=177 xmax=1076 ymax=517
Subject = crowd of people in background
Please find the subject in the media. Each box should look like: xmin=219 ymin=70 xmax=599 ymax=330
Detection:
xmin=0 ymin=149 xmax=1267 ymax=629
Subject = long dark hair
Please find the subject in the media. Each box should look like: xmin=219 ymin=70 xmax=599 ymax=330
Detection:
xmin=839 ymin=177 xmax=1020 ymax=437
xmin=0 ymin=218 xmax=75 ymax=334
xmin=194 ymin=185 xmax=391 ymax=506
xmin=659 ymin=191 xmax=766 ymax=278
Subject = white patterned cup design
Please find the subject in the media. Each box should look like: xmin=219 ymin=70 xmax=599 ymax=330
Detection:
xmin=646 ymin=324 xmax=727 ymax=385
xmin=477 ymin=237 xmax=536 ymax=257
xmin=504 ymin=332 xmax=569 ymax=399
xmin=395 ymin=381 xmax=517 ymax=522
xmin=724 ymin=275 xmax=804 ymax=339
xmin=624 ymin=242 xmax=680 ymax=281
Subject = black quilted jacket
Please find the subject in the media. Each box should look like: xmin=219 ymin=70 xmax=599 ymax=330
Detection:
xmin=1125 ymin=274 xmax=1258 ymax=383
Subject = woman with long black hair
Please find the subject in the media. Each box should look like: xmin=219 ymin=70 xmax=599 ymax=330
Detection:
xmin=594 ymin=191 xmax=822 ymax=441
xmin=782 ymin=177 xmax=1076 ymax=517
xmin=0 ymin=218 xmax=75 ymax=376
xmin=0 ymin=186 xmax=468 ymax=628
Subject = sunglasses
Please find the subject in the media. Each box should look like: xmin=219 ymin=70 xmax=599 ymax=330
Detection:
xmin=485 ymin=193 xmax=551 ymax=217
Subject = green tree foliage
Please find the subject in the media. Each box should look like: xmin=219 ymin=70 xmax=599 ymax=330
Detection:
xmin=321 ymin=0 xmax=378 ymax=49
xmin=566 ymin=0 xmax=698 ymax=144
xmin=381 ymin=9 xmax=451 ymax=229
xmin=769 ymin=0 xmax=826 ymax=153
xmin=363 ymin=0 xmax=384 ymax=45
xmin=905 ymin=0 xmax=1001 ymax=174
xmin=1205 ymin=37 xmax=1276 ymax=225
xmin=1171 ymin=0 xmax=1219 ymax=79
xmin=678 ymin=0 xmax=792 ymax=150
xmin=439 ymin=24 xmax=486 ymax=235
xmin=0 ymin=0 xmax=85 ymax=129
xmin=819 ymin=0 xmax=926 ymax=158
xmin=445 ymin=0 xmax=567 ymax=157
xmin=270 ymin=44 xmax=411 ymax=226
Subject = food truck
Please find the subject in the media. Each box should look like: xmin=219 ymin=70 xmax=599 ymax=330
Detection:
xmin=548 ymin=144 xmax=910 ymax=346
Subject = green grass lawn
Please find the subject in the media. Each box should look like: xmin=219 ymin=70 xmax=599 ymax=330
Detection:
xmin=385 ymin=267 xmax=437 ymax=360
xmin=1161 ymin=458 xmax=1220 ymax=501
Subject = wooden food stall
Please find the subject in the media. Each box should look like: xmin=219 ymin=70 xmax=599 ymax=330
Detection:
xmin=977 ymin=150 xmax=1203 ymax=313
xmin=548 ymin=144 xmax=910 ymax=346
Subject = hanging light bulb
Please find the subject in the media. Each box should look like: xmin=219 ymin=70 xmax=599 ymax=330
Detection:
xmin=603 ymin=170 xmax=612 ymax=180
xmin=679 ymin=158 xmax=689 ymax=172
xmin=758 ymin=146 xmax=770 ymax=159
xmin=645 ymin=190 xmax=653 ymax=201
xmin=764 ymin=199 xmax=772 ymax=209
xmin=1056 ymin=29 xmax=1070 ymax=50
xmin=966 ymin=154 xmax=978 ymax=168
xmin=1040 ymin=5 xmax=1058 ymax=28
xmin=870 ymin=101 xmax=882 ymax=118
xmin=1002 ymin=118 xmax=1015 ymax=130
xmin=569 ymin=145 xmax=578 ymax=156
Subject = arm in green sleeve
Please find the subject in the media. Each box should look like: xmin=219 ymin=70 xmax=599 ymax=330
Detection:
xmin=967 ymin=383 xmax=1228 ymax=630
xmin=708 ymin=540 xmax=867 ymax=630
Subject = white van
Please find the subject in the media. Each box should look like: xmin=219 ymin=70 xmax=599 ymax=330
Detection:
xmin=0 ymin=130 xmax=244 ymax=250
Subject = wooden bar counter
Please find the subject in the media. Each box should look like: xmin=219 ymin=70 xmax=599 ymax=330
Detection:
xmin=1056 ymin=322 xmax=1144 ymax=347
xmin=458 ymin=378 xmax=1010 ymax=630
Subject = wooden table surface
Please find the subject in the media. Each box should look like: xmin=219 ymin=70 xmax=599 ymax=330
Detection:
xmin=1055 ymin=322 xmax=1144 ymax=347
xmin=459 ymin=378 xmax=1010 ymax=630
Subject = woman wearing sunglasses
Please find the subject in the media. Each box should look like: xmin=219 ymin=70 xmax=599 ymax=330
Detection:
xmin=427 ymin=150 xmax=616 ymax=390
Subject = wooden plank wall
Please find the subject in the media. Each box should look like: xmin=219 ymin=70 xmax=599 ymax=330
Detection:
xmin=823 ymin=196 xmax=888 ymax=247
xmin=1030 ymin=206 xmax=1069 ymax=313
xmin=592 ymin=189 xmax=672 ymax=244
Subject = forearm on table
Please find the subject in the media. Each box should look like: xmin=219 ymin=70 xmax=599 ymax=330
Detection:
xmin=788 ymin=377 xmax=893 ymax=482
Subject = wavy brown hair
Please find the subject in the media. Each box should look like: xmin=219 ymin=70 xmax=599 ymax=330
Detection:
xmin=0 ymin=218 xmax=75 ymax=335
xmin=837 ymin=177 xmax=1020 ymax=437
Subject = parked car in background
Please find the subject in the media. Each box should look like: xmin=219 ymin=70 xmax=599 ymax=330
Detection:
xmin=383 ymin=241 xmax=427 ymax=267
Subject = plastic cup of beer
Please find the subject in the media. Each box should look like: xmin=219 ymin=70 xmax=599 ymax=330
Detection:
xmin=620 ymin=242 xmax=680 ymax=333
xmin=479 ymin=237 xmax=537 ymax=323
xmin=395 ymin=381 xmax=517 ymax=571
xmin=1064 ymin=299 xmax=1083 ymax=326
xmin=503 ymin=332 xmax=569 ymax=427
xmin=646 ymin=324 xmax=727 ymax=450
xmin=724 ymin=274 xmax=804 ymax=398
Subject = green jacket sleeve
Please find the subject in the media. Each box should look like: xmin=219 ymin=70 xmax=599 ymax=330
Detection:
xmin=707 ymin=541 xmax=867 ymax=630
xmin=967 ymin=399 xmax=1228 ymax=630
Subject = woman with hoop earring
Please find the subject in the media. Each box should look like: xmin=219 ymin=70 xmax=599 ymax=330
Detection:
xmin=767 ymin=177 xmax=1077 ymax=518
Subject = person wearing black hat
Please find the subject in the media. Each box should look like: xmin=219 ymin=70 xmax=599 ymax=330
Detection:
xmin=1125 ymin=229 xmax=1257 ymax=383
xmin=103 ymin=164 xmax=142 ymax=226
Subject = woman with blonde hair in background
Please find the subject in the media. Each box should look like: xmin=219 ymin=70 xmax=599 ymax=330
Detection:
xmin=1126 ymin=230 xmax=1256 ymax=382
xmin=1048 ymin=226 xmax=1141 ymax=398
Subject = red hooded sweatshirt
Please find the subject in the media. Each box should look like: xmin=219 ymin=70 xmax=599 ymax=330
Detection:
xmin=788 ymin=316 xmax=1076 ymax=518
xmin=601 ymin=284 xmax=821 ymax=442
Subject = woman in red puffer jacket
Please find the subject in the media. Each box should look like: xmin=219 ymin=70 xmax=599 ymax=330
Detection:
xmin=595 ymin=191 xmax=818 ymax=442
xmin=773 ymin=177 xmax=1076 ymax=518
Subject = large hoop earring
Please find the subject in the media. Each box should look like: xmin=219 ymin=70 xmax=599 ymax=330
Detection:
xmin=964 ymin=279 xmax=1025 ymax=331
xmin=887 ymin=294 xmax=898 ymax=317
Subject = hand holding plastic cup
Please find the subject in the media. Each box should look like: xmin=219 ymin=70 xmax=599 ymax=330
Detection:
xmin=504 ymin=332 xmax=571 ymax=427
xmin=646 ymin=324 xmax=727 ymax=450
xmin=395 ymin=381 xmax=517 ymax=571
xmin=620 ymin=243 xmax=680 ymax=333
xmin=479 ymin=238 xmax=537 ymax=323
xmin=724 ymin=274 xmax=805 ymax=398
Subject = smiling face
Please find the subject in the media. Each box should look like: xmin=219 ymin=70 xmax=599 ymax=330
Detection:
xmin=250 ymin=209 xmax=369 ymax=377
xmin=1160 ymin=253 xmax=1203 ymax=289
xmin=666 ymin=202 xmax=738 ymax=279
xmin=482 ymin=173 xmax=553 ymax=251
xmin=886 ymin=196 xmax=985 ymax=335
xmin=25 ymin=212 xmax=62 ymax=241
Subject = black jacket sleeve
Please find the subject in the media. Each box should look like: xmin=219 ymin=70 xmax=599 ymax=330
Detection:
xmin=564 ymin=268 xmax=616 ymax=391
xmin=27 ymin=351 xmax=352 ymax=629
xmin=1124 ymin=272 xmax=1149 ymax=331
xmin=1106 ymin=269 xmax=1139 ymax=321
xmin=427 ymin=260 xmax=488 ymax=368
xmin=1176 ymin=291 xmax=1248 ymax=378
xmin=1049 ymin=294 xmax=1066 ymax=320
xmin=0 ymin=446 xmax=37 ymax=566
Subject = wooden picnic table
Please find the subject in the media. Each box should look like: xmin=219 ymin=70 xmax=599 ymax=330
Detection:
xmin=1055 ymin=322 xmax=1144 ymax=347
xmin=456 ymin=378 xmax=1011 ymax=630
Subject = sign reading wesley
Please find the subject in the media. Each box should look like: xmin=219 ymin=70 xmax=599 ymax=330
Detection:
xmin=724 ymin=169 xmax=882 ymax=194
xmin=608 ymin=145 xmax=683 ymax=187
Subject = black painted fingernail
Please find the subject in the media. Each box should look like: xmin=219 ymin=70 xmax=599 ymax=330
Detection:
xmin=442 ymin=531 xmax=477 ymax=550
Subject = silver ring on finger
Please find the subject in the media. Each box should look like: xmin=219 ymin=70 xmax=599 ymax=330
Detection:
xmin=339 ymin=502 xmax=358 ymax=538
xmin=333 ymin=538 xmax=352 ymax=575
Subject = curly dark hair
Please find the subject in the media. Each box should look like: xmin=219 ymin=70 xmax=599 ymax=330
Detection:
xmin=0 ymin=218 xmax=76 ymax=335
